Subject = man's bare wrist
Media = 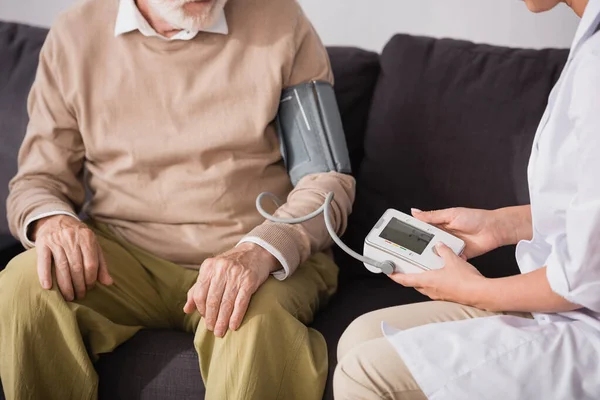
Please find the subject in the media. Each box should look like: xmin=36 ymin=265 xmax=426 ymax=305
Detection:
xmin=30 ymin=217 xmax=50 ymax=242
xmin=30 ymin=214 xmax=78 ymax=241
xmin=237 ymin=242 xmax=281 ymax=273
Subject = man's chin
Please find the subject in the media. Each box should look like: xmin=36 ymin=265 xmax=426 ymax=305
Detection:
xmin=182 ymin=0 xmax=214 ymax=14
xmin=181 ymin=0 xmax=224 ymax=29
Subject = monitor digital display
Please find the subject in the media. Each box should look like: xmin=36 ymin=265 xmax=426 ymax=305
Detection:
xmin=379 ymin=218 xmax=434 ymax=255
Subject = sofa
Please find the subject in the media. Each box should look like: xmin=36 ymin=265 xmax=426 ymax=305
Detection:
xmin=0 ymin=19 xmax=569 ymax=400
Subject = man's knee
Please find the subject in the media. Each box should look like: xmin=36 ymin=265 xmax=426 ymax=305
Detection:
xmin=0 ymin=249 xmax=48 ymax=319
xmin=1 ymin=248 xmax=42 ymax=290
xmin=239 ymin=280 xmax=302 ymax=337
xmin=246 ymin=253 xmax=338 ymax=323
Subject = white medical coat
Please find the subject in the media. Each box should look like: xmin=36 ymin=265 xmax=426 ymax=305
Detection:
xmin=384 ymin=2 xmax=600 ymax=399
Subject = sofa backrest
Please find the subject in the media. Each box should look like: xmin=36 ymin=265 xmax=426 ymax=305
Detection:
xmin=327 ymin=47 xmax=380 ymax=175
xmin=336 ymin=34 xmax=569 ymax=280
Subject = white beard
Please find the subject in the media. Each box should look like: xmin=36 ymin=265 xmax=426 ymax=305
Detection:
xmin=148 ymin=0 xmax=227 ymax=31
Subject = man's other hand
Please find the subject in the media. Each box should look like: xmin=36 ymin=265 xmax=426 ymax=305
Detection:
xmin=183 ymin=243 xmax=280 ymax=337
xmin=32 ymin=215 xmax=113 ymax=301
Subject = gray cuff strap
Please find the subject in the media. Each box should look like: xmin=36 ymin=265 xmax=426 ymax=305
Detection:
xmin=277 ymin=81 xmax=352 ymax=186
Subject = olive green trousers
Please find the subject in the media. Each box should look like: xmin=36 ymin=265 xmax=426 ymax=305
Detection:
xmin=0 ymin=222 xmax=338 ymax=400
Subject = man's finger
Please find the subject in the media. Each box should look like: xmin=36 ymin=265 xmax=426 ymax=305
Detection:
xmin=96 ymin=245 xmax=114 ymax=286
xmin=81 ymin=241 xmax=99 ymax=289
xmin=411 ymin=208 xmax=454 ymax=226
xmin=66 ymin=247 xmax=87 ymax=300
xmin=214 ymin=283 xmax=237 ymax=337
xmin=229 ymin=286 xmax=254 ymax=331
xmin=203 ymin=274 xmax=227 ymax=332
xmin=51 ymin=245 xmax=75 ymax=301
xmin=193 ymin=269 xmax=212 ymax=316
xmin=37 ymin=245 xmax=53 ymax=289
xmin=183 ymin=286 xmax=196 ymax=314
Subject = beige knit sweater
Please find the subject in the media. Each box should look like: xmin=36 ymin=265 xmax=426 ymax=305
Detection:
xmin=7 ymin=0 xmax=355 ymax=278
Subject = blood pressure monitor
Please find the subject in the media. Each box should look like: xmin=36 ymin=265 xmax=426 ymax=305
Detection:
xmin=363 ymin=209 xmax=465 ymax=274
xmin=258 ymin=81 xmax=466 ymax=275
xmin=258 ymin=192 xmax=466 ymax=276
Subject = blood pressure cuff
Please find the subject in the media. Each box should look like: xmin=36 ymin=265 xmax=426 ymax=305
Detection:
xmin=276 ymin=81 xmax=352 ymax=186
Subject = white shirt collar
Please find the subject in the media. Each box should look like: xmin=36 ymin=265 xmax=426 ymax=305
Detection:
xmin=568 ymin=0 xmax=600 ymax=61
xmin=114 ymin=0 xmax=228 ymax=41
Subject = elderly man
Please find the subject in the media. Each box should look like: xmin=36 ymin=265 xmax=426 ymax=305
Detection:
xmin=0 ymin=0 xmax=355 ymax=399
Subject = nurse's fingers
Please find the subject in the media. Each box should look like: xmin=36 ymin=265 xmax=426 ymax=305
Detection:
xmin=388 ymin=271 xmax=429 ymax=288
xmin=435 ymin=243 xmax=461 ymax=264
xmin=411 ymin=208 xmax=456 ymax=226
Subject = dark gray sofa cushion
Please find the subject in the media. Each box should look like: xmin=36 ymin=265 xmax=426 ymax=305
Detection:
xmin=0 ymin=22 xmax=48 ymax=238
xmin=96 ymin=331 xmax=204 ymax=400
xmin=338 ymin=34 xmax=569 ymax=280
xmin=0 ymin=235 xmax=16 ymax=251
xmin=0 ymin=239 xmax=22 ymax=270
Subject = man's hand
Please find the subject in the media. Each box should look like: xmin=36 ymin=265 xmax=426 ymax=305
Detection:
xmin=183 ymin=243 xmax=281 ymax=337
xmin=32 ymin=215 xmax=113 ymax=301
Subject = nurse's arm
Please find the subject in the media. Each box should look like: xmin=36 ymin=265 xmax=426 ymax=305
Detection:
xmin=479 ymin=54 xmax=600 ymax=315
xmin=475 ymin=267 xmax=581 ymax=313
xmin=494 ymin=204 xmax=532 ymax=245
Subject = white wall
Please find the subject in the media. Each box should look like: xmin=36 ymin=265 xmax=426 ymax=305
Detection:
xmin=0 ymin=0 xmax=75 ymax=28
xmin=0 ymin=0 xmax=580 ymax=50
xmin=298 ymin=0 xmax=579 ymax=51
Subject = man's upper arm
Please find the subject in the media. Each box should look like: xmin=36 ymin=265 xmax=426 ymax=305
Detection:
xmin=285 ymin=6 xmax=333 ymax=88
xmin=237 ymin=4 xmax=356 ymax=279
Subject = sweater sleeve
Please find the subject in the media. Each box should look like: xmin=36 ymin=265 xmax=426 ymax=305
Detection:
xmin=7 ymin=27 xmax=86 ymax=249
xmin=238 ymin=8 xmax=356 ymax=279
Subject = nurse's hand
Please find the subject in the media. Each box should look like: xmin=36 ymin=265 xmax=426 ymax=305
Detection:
xmin=389 ymin=243 xmax=486 ymax=306
xmin=412 ymin=207 xmax=502 ymax=259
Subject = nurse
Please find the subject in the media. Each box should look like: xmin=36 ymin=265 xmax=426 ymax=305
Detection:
xmin=334 ymin=0 xmax=600 ymax=399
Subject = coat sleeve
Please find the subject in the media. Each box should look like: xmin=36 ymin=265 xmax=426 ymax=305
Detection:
xmin=545 ymin=51 xmax=600 ymax=312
